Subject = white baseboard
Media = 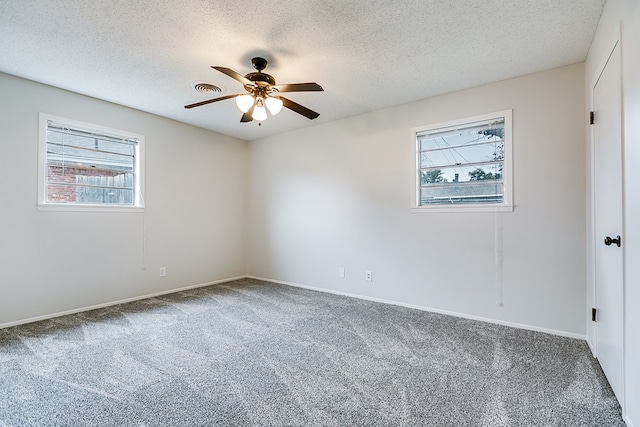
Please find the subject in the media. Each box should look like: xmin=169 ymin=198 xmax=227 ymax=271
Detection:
xmin=0 ymin=275 xmax=247 ymax=330
xmin=624 ymin=415 xmax=633 ymax=427
xmin=247 ymin=275 xmax=587 ymax=341
xmin=586 ymin=335 xmax=597 ymax=356
xmin=2 ymin=274 xmax=588 ymax=342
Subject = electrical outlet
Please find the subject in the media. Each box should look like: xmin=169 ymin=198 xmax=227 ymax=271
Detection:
xmin=159 ymin=267 xmax=166 ymax=277
xmin=365 ymin=271 xmax=372 ymax=282
xmin=338 ymin=267 xmax=345 ymax=278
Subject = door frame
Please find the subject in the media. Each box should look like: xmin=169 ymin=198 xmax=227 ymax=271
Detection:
xmin=587 ymin=23 xmax=625 ymax=410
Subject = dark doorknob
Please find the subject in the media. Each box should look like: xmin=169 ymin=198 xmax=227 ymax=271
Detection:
xmin=604 ymin=235 xmax=621 ymax=247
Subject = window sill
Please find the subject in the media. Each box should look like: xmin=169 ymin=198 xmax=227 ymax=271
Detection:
xmin=37 ymin=203 xmax=145 ymax=213
xmin=411 ymin=204 xmax=513 ymax=213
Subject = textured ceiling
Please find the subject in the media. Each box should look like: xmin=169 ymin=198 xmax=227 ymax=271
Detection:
xmin=0 ymin=0 xmax=606 ymax=141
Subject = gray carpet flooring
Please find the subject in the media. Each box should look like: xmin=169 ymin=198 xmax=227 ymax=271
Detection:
xmin=0 ymin=278 xmax=624 ymax=426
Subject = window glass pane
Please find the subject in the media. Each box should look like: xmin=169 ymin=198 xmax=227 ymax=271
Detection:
xmin=47 ymin=131 xmax=134 ymax=172
xmin=413 ymin=110 xmax=511 ymax=210
xmin=419 ymin=118 xmax=504 ymax=151
xmin=44 ymin=120 xmax=139 ymax=206
xmin=46 ymin=166 xmax=134 ymax=205
xmin=420 ymin=140 xmax=503 ymax=168
xmin=420 ymin=182 xmax=503 ymax=205
xmin=420 ymin=162 xmax=503 ymax=185
xmin=46 ymin=184 xmax=134 ymax=205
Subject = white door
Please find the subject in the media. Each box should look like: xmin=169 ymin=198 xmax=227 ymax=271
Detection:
xmin=593 ymin=41 xmax=624 ymax=403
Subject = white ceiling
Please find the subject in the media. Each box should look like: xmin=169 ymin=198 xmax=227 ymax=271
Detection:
xmin=0 ymin=0 xmax=606 ymax=141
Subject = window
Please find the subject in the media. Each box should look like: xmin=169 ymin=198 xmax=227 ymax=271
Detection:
xmin=411 ymin=110 xmax=512 ymax=212
xmin=38 ymin=113 xmax=144 ymax=211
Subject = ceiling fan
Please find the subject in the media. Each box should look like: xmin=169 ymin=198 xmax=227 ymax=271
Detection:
xmin=185 ymin=57 xmax=323 ymax=123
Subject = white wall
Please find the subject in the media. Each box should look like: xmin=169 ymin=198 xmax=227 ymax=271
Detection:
xmin=585 ymin=0 xmax=640 ymax=424
xmin=0 ymin=72 xmax=248 ymax=326
xmin=247 ymin=63 xmax=586 ymax=336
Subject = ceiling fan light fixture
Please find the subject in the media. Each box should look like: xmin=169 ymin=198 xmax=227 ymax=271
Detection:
xmin=184 ymin=57 xmax=323 ymax=123
xmin=235 ymin=94 xmax=254 ymax=113
xmin=265 ymin=96 xmax=283 ymax=115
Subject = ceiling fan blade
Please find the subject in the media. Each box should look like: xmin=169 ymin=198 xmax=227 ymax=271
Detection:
xmin=212 ymin=66 xmax=253 ymax=86
xmin=184 ymin=94 xmax=241 ymax=109
xmin=240 ymin=102 xmax=256 ymax=122
xmin=280 ymin=96 xmax=320 ymax=120
xmin=273 ymin=82 xmax=324 ymax=93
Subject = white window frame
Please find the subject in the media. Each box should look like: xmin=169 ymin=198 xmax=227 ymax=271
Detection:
xmin=38 ymin=113 xmax=145 ymax=212
xmin=411 ymin=110 xmax=513 ymax=213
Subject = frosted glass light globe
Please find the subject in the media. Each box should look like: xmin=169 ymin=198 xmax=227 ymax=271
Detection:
xmin=235 ymin=94 xmax=254 ymax=113
xmin=253 ymin=105 xmax=268 ymax=121
xmin=265 ymin=97 xmax=283 ymax=115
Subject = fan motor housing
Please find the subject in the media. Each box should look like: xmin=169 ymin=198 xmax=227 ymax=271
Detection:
xmin=245 ymin=72 xmax=276 ymax=86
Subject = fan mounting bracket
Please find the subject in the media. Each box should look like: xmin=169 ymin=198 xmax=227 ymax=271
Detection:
xmin=251 ymin=57 xmax=268 ymax=72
